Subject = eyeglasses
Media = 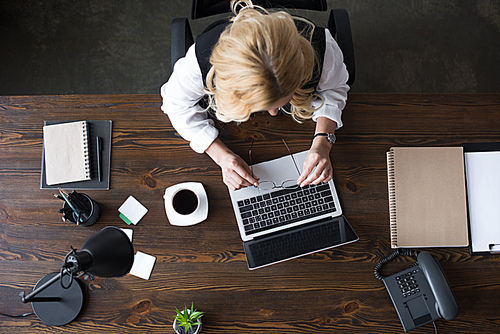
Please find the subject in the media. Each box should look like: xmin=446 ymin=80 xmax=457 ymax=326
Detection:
xmin=249 ymin=139 xmax=301 ymax=191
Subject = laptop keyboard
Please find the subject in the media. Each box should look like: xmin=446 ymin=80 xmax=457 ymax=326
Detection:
xmin=236 ymin=183 xmax=337 ymax=235
xmin=245 ymin=218 xmax=342 ymax=268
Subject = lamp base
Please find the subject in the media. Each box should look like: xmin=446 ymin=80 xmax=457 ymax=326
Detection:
xmin=31 ymin=272 xmax=84 ymax=326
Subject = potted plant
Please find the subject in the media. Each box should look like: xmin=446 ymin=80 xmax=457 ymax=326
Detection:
xmin=173 ymin=303 xmax=203 ymax=334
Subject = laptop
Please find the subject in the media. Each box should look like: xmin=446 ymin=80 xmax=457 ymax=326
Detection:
xmin=229 ymin=150 xmax=359 ymax=270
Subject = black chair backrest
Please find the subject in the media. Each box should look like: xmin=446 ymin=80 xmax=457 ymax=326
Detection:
xmin=191 ymin=0 xmax=327 ymax=19
xmin=328 ymin=9 xmax=355 ymax=85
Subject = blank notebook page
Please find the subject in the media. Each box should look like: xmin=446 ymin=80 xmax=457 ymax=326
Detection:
xmin=464 ymin=151 xmax=500 ymax=252
xmin=43 ymin=121 xmax=90 ymax=185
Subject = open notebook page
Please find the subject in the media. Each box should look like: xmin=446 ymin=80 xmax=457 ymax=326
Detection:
xmin=464 ymin=151 xmax=500 ymax=253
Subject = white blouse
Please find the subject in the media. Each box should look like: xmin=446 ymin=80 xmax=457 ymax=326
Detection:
xmin=161 ymin=29 xmax=349 ymax=154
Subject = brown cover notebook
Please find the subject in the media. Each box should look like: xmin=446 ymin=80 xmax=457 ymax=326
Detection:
xmin=386 ymin=147 xmax=469 ymax=248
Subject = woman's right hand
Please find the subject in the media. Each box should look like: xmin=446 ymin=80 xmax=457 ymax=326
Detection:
xmin=206 ymin=138 xmax=259 ymax=190
xmin=218 ymin=152 xmax=259 ymax=190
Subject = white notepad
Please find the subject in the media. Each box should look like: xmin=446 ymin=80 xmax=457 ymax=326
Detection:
xmin=130 ymin=251 xmax=156 ymax=280
xmin=43 ymin=121 xmax=91 ymax=185
xmin=464 ymin=151 xmax=500 ymax=253
xmin=118 ymin=196 xmax=148 ymax=225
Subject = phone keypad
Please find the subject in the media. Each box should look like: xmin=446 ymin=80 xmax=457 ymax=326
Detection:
xmin=395 ymin=269 xmax=421 ymax=298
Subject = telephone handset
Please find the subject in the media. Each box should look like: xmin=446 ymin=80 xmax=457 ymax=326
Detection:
xmin=374 ymin=249 xmax=459 ymax=332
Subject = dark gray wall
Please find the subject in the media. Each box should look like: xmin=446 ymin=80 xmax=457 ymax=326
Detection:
xmin=1 ymin=0 xmax=499 ymax=95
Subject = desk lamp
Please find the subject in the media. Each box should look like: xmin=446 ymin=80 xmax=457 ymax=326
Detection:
xmin=20 ymin=226 xmax=134 ymax=326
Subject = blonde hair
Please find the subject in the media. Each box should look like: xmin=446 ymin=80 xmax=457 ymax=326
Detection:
xmin=205 ymin=0 xmax=322 ymax=123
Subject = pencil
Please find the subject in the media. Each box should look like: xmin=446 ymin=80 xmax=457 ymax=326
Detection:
xmin=58 ymin=188 xmax=81 ymax=225
xmin=61 ymin=189 xmax=87 ymax=217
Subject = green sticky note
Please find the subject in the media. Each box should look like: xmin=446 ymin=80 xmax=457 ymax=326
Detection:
xmin=119 ymin=212 xmax=133 ymax=225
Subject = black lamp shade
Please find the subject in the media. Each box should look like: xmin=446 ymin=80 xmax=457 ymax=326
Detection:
xmin=77 ymin=226 xmax=134 ymax=277
xmin=22 ymin=226 xmax=135 ymax=326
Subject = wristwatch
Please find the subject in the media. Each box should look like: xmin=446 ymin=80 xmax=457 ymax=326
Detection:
xmin=313 ymin=132 xmax=336 ymax=144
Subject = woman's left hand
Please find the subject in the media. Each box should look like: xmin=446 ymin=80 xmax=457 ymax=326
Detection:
xmin=296 ymin=139 xmax=333 ymax=187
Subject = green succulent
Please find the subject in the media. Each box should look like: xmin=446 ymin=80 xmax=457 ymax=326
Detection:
xmin=174 ymin=303 xmax=203 ymax=333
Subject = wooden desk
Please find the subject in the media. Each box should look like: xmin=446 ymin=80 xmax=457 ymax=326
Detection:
xmin=1 ymin=94 xmax=499 ymax=333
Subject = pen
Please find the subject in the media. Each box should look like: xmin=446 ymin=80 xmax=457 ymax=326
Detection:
xmin=61 ymin=189 xmax=87 ymax=213
xmin=71 ymin=191 xmax=91 ymax=213
xmin=53 ymin=194 xmax=64 ymax=201
xmin=96 ymin=136 xmax=102 ymax=182
xmin=58 ymin=188 xmax=81 ymax=224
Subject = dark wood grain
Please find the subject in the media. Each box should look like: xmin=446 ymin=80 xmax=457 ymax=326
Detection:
xmin=1 ymin=94 xmax=499 ymax=333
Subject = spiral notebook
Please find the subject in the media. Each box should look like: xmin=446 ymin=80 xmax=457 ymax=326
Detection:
xmin=41 ymin=120 xmax=112 ymax=190
xmin=386 ymin=147 xmax=469 ymax=248
xmin=43 ymin=121 xmax=91 ymax=185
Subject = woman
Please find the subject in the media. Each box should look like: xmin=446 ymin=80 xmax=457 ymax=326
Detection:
xmin=161 ymin=0 xmax=349 ymax=190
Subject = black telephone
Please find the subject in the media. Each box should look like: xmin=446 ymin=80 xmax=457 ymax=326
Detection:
xmin=374 ymin=249 xmax=459 ymax=332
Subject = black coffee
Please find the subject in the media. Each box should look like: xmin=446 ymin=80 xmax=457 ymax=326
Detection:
xmin=172 ymin=189 xmax=198 ymax=215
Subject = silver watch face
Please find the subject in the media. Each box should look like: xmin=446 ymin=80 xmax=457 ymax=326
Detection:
xmin=327 ymin=133 xmax=336 ymax=144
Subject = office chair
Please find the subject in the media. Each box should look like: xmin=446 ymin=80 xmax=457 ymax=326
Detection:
xmin=171 ymin=0 xmax=355 ymax=86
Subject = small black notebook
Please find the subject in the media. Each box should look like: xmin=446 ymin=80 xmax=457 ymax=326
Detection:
xmin=41 ymin=120 xmax=112 ymax=190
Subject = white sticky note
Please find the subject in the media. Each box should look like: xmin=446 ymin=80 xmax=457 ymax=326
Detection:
xmin=120 ymin=228 xmax=133 ymax=242
xmin=129 ymin=251 xmax=156 ymax=280
xmin=118 ymin=196 xmax=148 ymax=225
